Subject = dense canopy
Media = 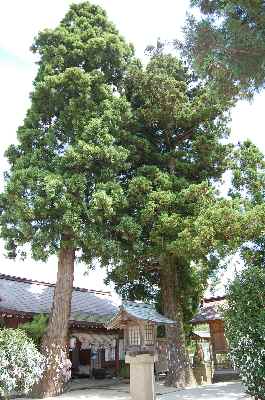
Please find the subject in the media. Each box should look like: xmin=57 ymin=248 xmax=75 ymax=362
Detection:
xmin=0 ymin=2 xmax=134 ymax=396
xmin=0 ymin=2 xmax=133 ymax=264
xmin=181 ymin=0 xmax=265 ymax=96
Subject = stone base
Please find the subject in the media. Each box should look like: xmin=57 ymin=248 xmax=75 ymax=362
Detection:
xmin=192 ymin=363 xmax=213 ymax=385
xmin=125 ymin=353 xmax=155 ymax=400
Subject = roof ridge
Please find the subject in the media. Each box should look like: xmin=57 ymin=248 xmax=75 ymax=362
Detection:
xmin=0 ymin=273 xmax=111 ymax=296
xmin=203 ymin=295 xmax=226 ymax=303
xmin=124 ymin=300 xmax=154 ymax=307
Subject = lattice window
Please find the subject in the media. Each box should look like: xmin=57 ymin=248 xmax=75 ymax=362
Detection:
xmin=105 ymin=346 xmax=116 ymax=361
xmin=110 ymin=346 xmax=116 ymax=360
xmin=144 ymin=324 xmax=154 ymax=345
xmin=128 ymin=326 xmax=140 ymax=345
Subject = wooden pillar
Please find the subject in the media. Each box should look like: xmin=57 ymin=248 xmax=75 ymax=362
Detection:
xmin=209 ymin=322 xmax=217 ymax=366
xmin=115 ymin=338 xmax=120 ymax=372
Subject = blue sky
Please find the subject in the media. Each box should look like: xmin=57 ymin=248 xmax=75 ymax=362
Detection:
xmin=0 ymin=0 xmax=264 ymax=294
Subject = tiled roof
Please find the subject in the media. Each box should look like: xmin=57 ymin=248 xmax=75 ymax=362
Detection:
xmin=107 ymin=301 xmax=175 ymax=329
xmin=0 ymin=274 xmax=118 ymax=325
xmin=122 ymin=301 xmax=175 ymax=324
xmin=191 ymin=298 xmax=226 ymax=324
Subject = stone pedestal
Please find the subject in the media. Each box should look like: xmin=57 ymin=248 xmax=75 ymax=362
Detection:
xmin=125 ymin=353 xmax=155 ymax=400
xmin=192 ymin=362 xmax=213 ymax=385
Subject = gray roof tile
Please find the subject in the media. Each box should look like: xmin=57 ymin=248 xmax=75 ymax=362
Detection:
xmin=0 ymin=274 xmax=118 ymax=324
xmin=191 ymin=298 xmax=226 ymax=324
xmin=122 ymin=301 xmax=175 ymax=325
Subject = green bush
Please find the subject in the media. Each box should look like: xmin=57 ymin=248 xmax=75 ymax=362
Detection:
xmin=20 ymin=314 xmax=48 ymax=348
xmin=119 ymin=360 xmax=130 ymax=379
xmin=0 ymin=328 xmax=45 ymax=397
xmin=224 ymin=266 xmax=265 ymax=399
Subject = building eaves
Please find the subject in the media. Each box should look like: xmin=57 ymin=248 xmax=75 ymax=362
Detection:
xmin=0 ymin=273 xmax=118 ymax=326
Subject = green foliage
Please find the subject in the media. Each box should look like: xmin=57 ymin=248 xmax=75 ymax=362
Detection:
xmin=104 ymin=51 xmax=246 ymax=323
xmin=187 ymin=340 xmax=196 ymax=355
xmin=0 ymin=6 xmax=134 ymax=391
xmin=230 ymin=140 xmax=265 ymax=268
xmin=223 ymin=266 xmax=265 ymax=399
xmin=119 ymin=360 xmax=130 ymax=379
xmin=32 ymin=2 xmax=133 ymax=87
xmin=0 ymin=2 xmax=133 ymax=263
xmin=20 ymin=314 xmax=48 ymax=349
xmin=181 ymin=0 xmax=265 ymax=96
xmin=193 ymin=323 xmax=209 ymax=332
xmin=0 ymin=329 xmax=45 ymax=397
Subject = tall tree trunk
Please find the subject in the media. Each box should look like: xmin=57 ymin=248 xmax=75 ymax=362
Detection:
xmin=160 ymin=260 xmax=191 ymax=387
xmin=33 ymin=240 xmax=75 ymax=398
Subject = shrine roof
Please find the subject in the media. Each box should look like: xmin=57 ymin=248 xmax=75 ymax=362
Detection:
xmin=191 ymin=297 xmax=226 ymax=324
xmin=107 ymin=301 xmax=175 ymax=329
xmin=122 ymin=301 xmax=175 ymax=324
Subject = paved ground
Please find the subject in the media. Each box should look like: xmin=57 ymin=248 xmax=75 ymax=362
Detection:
xmin=159 ymin=382 xmax=251 ymax=400
xmin=21 ymin=381 xmax=251 ymax=400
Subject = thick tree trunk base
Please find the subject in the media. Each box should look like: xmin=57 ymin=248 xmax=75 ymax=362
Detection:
xmin=164 ymin=365 xmax=192 ymax=387
xmin=160 ymin=262 xmax=191 ymax=388
xmin=33 ymin=340 xmax=71 ymax=398
xmin=32 ymin=242 xmax=75 ymax=398
xmin=164 ymin=324 xmax=192 ymax=388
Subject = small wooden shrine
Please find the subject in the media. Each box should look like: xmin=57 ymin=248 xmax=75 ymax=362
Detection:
xmin=107 ymin=301 xmax=175 ymax=400
xmin=107 ymin=301 xmax=175 ymax=355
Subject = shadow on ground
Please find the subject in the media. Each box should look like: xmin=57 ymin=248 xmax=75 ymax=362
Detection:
xmin=17 ymin=381 xmax=250 ymax=400
xmin=160 ymin=382 xmax=250 ymax=400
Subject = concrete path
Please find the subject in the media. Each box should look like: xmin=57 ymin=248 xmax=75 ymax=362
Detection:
xmin=159 ymin=382 xmax=251 ymax=399
xmin=21 ymin=381 xmax=250 ymax=400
